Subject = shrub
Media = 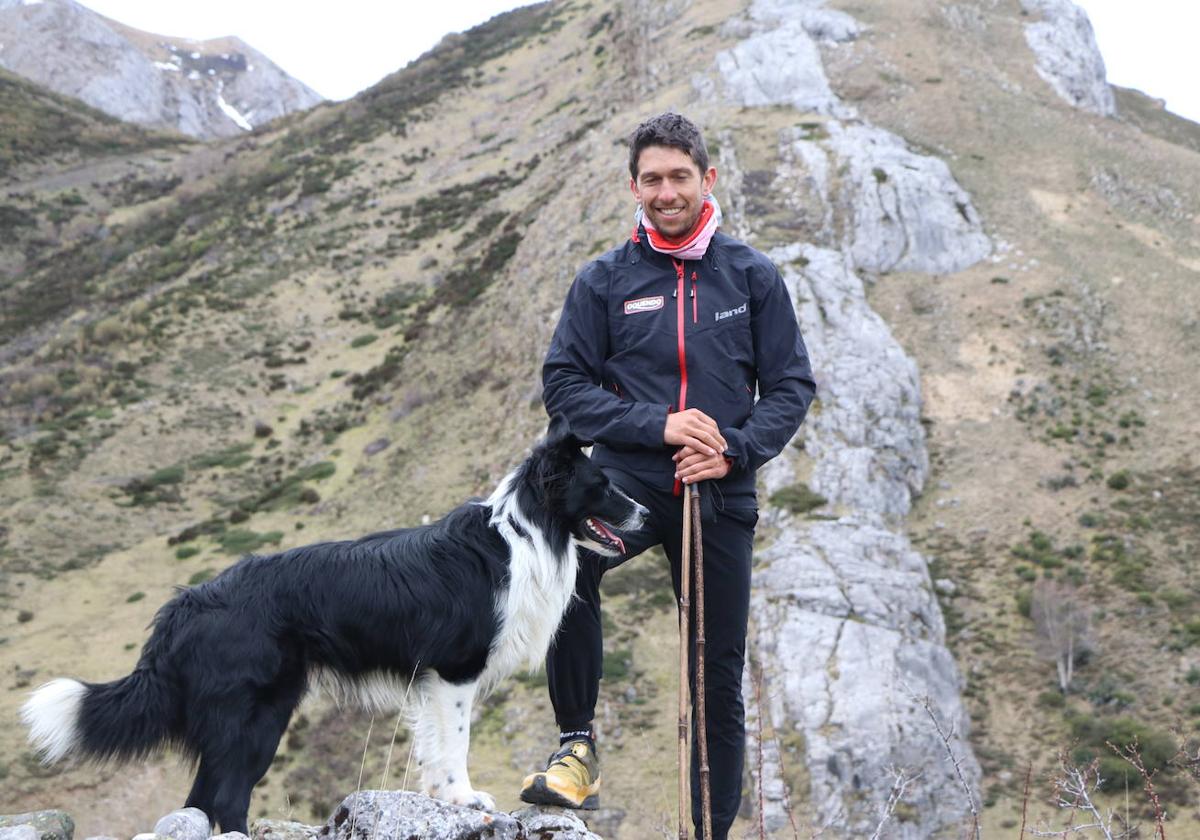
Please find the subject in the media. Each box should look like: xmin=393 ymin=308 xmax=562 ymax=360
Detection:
xmin=1067 ymin=712 xmax=1176 ymax=792
xmin=175 ymin=546 xmax=200 ymax=560
xmin=1106 ymin=470 xmax=1131 ymax=490
xmin=769 ymin=483 xmax=828 ymax=515
xmin=218 ymin=529 xmax=284 ymax=555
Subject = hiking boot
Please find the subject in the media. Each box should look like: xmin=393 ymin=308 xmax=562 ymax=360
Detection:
xmin=519 ymin=738 xmax=601 ymax=809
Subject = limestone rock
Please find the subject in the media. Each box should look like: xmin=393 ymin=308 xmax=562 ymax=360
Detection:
xmin=774 ymin=245 xmax=928 ymax=518
xmin=0 ymin=828 xmax=39 ymax=840
xmin=211 ymin=834 xmax=250 ymax=840
xmin=713 ymin=0 xmax=847 ymax=115
xmin=713 ymin=4 xmax=991 ymax=276
xmin=1021 ymin=0 xmax=1116 ymax=116
xmin=827 ymin=123 xmax=992 ymax=273
xmin=250 ymin=820 xmax=319 ymax=840
xmin=750 ymin=517 xmax=980 ymax=837
xmin=319 ymin=792 xmax=521 ymax=840
xmin=152 ymin=809 xmax=210 ymax=840
xmin=0 ymin=812 xmax=74 ymax=840
xmin=510 ymin=807 xmax=602 ymax=840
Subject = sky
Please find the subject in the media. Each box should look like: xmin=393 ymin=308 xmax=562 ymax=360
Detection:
xmin=75 ymin=0 xmax=1200 ymax=123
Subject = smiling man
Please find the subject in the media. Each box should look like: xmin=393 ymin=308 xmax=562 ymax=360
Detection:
xmin=524 ymin=113 xmax=815 ymax=840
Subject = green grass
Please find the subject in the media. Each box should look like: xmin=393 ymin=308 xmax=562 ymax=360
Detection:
xmin=217 ymin=529 xmax=284 ymax=556
xmin=769 ymin=483 xmax=828 ymax=515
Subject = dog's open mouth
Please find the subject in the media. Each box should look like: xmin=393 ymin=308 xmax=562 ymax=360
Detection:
xmin=584 ymin=517 xmax=625 ymax=554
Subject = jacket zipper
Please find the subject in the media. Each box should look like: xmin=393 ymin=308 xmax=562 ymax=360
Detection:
xmin=691 ymin=271 xmax=698 ymax=324
xmin=673 ymin=258 xmax=688 ymax=496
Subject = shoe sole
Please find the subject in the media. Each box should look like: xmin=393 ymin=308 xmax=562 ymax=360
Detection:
xmin=519 ymin=776 xmax=600 ymax=810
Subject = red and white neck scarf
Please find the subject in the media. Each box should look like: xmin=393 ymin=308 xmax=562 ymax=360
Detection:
xmin=634 ymin=195 xmax=722 ymax=260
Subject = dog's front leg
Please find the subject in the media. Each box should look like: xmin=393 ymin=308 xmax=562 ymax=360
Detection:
xmin=417 ymin=674 xmax=493 ymax=811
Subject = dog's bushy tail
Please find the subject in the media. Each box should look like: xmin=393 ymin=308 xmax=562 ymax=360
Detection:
xmin=22 ymin=665 xmax=178 ymax=765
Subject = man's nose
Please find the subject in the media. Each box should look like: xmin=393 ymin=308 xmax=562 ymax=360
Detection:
xmin=656 ymin=181 xmax=677 ymax=204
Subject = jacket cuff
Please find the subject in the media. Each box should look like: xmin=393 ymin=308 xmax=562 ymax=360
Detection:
xmin=634 ymin=402 xmax=672 ymax=448
xmin=722 ymin=426 xmax=749 ymax=474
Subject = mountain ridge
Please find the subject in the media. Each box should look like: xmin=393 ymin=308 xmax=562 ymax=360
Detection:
xmin=0 ymin=0 xmax=323 ymax=138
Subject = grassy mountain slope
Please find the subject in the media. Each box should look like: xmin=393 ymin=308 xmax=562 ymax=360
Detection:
xmin=2 ymin=0 xmax=1199 ymax=837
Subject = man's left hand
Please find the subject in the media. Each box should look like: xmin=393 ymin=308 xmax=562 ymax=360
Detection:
xmin=673 ymin=445 xmax=730 ymax=484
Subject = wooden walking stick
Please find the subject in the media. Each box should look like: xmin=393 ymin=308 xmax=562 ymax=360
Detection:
xmin=690 ymin=483 xmax=713 ymax=840
xmin=678 ymin=483 xmax=693 ymax=840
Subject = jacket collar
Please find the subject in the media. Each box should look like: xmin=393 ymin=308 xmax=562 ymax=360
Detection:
xmin=631 ymin=223 xmax=720 ymax=270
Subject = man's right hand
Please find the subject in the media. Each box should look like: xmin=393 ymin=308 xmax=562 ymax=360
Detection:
xmin=664 ymin=408 xmax=727 ymax=456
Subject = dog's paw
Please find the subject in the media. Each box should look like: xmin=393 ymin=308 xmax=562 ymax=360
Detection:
xmin=445 ymin=787 xmax=496 ymax=811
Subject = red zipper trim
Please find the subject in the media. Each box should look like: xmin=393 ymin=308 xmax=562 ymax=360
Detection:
xmin=691 ymin=271 xmax=698 ymax=324
xmin=673 ymin=259 xmax=688 ymax=496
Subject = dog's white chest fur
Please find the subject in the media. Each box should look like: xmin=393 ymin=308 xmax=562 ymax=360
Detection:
xmin=481 ymin=478 xmax=578 ymax=691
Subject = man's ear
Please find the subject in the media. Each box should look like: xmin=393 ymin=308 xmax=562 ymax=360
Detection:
xmin=546 ymin=414 xmax=592 ymax=450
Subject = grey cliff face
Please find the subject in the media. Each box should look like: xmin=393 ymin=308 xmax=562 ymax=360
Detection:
xmin=0 ymin=0 xmax=322 ymax=138
xmin=1020 ymin=0 xmax=1116 ymax=116
xmin=696 ymin=0 xmax=989 ymax=834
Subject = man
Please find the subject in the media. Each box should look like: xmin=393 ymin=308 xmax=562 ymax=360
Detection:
xmin=522 ymin=112 xmax=815 ymax=840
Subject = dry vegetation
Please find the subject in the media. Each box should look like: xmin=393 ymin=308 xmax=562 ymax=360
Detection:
xmin=1 ymin=0 xmax=1199 ymax=837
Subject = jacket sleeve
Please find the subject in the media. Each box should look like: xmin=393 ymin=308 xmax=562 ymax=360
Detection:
xmin=721 ymin=262 xmax=816 ymax=474
xmin=542 ymin=263 xmax=670 ymax=448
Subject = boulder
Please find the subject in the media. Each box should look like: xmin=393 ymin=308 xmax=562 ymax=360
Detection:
xmin=250 ymin=820 xmax=319 ymax=840
xmin=318 ymin=792 xmax=521 ymax=840
xmin=0 ymin=812 xmax=74 ymax=840
xmin=510 ymin=807 xmax=601 ymax=840
xmin=152 ymin=810 xmax=210 ymax=840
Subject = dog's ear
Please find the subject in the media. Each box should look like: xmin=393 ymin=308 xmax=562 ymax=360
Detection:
xmin=546 ymin=414 xmax=592 ymax=450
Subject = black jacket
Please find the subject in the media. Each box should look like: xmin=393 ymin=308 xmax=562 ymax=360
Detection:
xmin=542 ymin=227 xmax=816 ymax=498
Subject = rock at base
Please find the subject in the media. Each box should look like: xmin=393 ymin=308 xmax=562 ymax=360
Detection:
xmin=511 ymin=807 xmax=601 ymax=840
xmin=153 ymin=809 xmax=210 ymax=840
xmin=320 ymin=792 xmax=522 ymax=840
xmin=250 ymin=820 xmax=320 ymax=840
xmin=0 ymin=812 xmax=75 ymax=840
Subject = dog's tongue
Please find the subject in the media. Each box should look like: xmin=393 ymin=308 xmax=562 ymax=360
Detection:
xmin=590 ymin=518 xmax=625 ymax=555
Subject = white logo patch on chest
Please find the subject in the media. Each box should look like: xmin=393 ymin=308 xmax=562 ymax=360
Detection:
xmin=624 ymin=295 xmax=664 ymax=315
xmin=715 ymin=301 xmax=748 ymax=322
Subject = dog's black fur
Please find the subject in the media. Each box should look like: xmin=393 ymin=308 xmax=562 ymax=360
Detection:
xmin=23 ymin=417 xmax=643 ymax=833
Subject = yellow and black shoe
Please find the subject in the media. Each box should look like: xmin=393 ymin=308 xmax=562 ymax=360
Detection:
xmin=519 ymin=738 xmax=601 ymax=810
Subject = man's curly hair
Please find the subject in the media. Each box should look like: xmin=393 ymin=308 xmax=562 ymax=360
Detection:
xmin=628 ymin=113 xmax=710 ymax=180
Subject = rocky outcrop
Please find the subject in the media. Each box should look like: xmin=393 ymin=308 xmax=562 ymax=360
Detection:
xmin=701 ymin=0 xmax=987 ymax=835
xmin=711 ymin=0 xmax=858 ymax=115
xmin=319 ymin=793 xmax=600 ymax=840
xmin=752 ymin=246 xmax=982 ymax=837
xmin=0 ymin=0 xmax=322 ymax=138
xmin=1020 ymin=0 xmax=1116 ymax=116
xmin=773 ymin=245 xmax=928 ymax=518
xmin=1 ymin=801 xmax=601 ymax=840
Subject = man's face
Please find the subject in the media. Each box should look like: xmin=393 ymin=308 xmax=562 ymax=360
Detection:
xmin=630 ymin=145 xmax=718 ymax=243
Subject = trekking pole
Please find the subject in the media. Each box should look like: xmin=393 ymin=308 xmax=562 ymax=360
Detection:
xmin=678 ymin=483 xmax=693 ymax=840
xmin=690 ymin=484 xmax=713 ymax=840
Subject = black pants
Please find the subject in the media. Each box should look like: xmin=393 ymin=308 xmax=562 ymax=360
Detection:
xmin=547 ymin=467 xmax=757 ymax=840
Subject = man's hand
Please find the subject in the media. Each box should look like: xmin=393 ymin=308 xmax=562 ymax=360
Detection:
xmin=663 ymin=408 xmax=727 ymax=456
xmin=673 ymin=445 xmax=731 ymax=484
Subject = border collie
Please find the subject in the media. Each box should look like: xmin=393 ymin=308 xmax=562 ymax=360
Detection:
xmin=22 ymin=416 xmax=645 ymax=834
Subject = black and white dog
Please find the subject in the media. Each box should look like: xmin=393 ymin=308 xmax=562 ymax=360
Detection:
xmin=22 ymin=416 xmax=644 ymax=834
